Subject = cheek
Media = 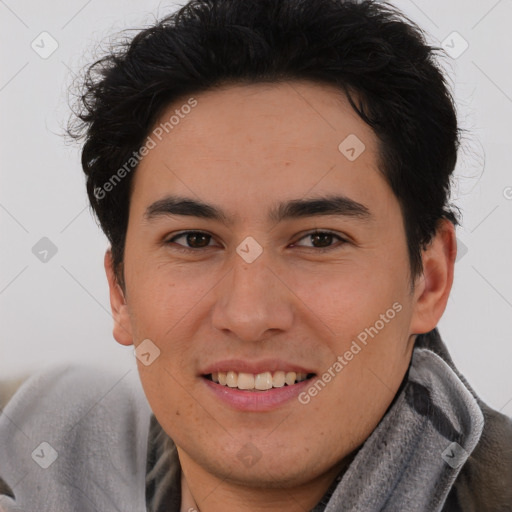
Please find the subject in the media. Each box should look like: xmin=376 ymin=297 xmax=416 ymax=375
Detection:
xmin=300 ymin=314 xmax=411 ymax=453
xmin=137 ymin=367 xmax=203 ymax=449
xmin=126 ymin=260 xmax=214 ymax=339
xmin=285 ymin=259 xmax=405 ymax=338
xmin=291 ymin=260 xmax=412 ymax=399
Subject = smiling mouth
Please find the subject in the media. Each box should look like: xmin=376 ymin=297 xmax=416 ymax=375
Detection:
xmin=203 ymin=371 xmax=316 ymax=391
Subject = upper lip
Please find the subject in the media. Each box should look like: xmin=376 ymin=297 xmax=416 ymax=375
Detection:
xmin=200 ymin=359 xmax=316 ymax=376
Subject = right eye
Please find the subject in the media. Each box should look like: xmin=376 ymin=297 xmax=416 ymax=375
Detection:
xmin=165 ymin=231 xmax=221 ymax=252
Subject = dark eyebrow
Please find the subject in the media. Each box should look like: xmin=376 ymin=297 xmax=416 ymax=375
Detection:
xmin=270 ymin=195 xmax=371 ymax=223
xmin=145 ymin=196 xmax=232 ymax=224
xmin=144 ymin=194 xmax=372 ymax=225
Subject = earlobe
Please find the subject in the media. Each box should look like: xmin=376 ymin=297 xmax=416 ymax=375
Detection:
xmin=409 ymin=219 xmax=457 ymax=335
xmin=104 ymin=249 xmax=133 ymax=346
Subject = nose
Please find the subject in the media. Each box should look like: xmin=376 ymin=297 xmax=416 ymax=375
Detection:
xmin=211 ymin=251 xmax=294 ymax=343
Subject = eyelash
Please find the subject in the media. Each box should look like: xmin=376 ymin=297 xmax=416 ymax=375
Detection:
xmin=164 ymin=230 xmax=348 ymax=254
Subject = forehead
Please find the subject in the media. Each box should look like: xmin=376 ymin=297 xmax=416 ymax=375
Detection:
xmin=130 ymin=80 xmax=392 ymax=219
xmin=150 ymin=80 xmax=377 ymax=153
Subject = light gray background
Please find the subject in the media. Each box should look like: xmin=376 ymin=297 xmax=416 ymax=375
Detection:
xmin=1 ymin=0 xmax=511 ymax=413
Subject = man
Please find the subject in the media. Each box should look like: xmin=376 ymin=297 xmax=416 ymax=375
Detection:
xmin=1 ymin=0 xmax=511 ymax=510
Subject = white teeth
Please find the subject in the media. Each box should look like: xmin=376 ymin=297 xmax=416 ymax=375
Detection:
xmin=272 ymin=371 xmax=286 ymax=388
xmin=209 ymin=370 xmax=310 ymax=390
xmin=237 ymin=372 xmax=255 ymax=390
xmin=285 ymin=371 xmax=297 ymax=386
xmin=255 ymin=372 xmax=273 ymax=390
xmin=226 ymin=371 xmax=238 ymax=387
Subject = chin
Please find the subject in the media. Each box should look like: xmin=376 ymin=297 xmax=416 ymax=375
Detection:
xmin=195 ymin=442 xmax=332 ymax=489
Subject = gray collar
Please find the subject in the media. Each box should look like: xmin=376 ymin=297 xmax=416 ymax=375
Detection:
xmin=318 ymin=348 xmax=484 ymax=511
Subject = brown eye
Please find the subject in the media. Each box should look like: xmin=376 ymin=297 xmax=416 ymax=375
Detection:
xmin=293 ymin=231 xmax=347 ymax=251
xmin=310 ymin=232 xmax=334 ymax=248
xmin=166 ymin=231 xmax=217 ymax=250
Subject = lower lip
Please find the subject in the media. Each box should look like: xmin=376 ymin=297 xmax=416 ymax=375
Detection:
xmin=202 ymin=377 xmax=313 ymax=411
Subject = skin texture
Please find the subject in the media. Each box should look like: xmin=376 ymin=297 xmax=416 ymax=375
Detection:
xmin=105 ymin=80 xmax=456 ymax=512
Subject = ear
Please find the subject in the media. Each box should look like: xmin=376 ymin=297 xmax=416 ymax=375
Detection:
xmin=104 ymin=249 xmax=133 ymax=346
xmin=409 ymin=219 xmax=457 ymax=335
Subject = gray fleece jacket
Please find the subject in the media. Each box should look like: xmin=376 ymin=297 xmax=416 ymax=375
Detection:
xmin=0 ymin=328 xmax=511 ymax=511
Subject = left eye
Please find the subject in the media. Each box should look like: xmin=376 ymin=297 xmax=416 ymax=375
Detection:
xmin=292 ymin=231 xmax=347 ymax=250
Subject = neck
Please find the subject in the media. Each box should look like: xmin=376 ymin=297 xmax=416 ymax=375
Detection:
xmin=178 ymin=448 xmax=354 ymax=512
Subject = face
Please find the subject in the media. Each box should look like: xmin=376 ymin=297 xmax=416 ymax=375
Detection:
xmin=106 ymin=80 xmax=451 ymax=492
